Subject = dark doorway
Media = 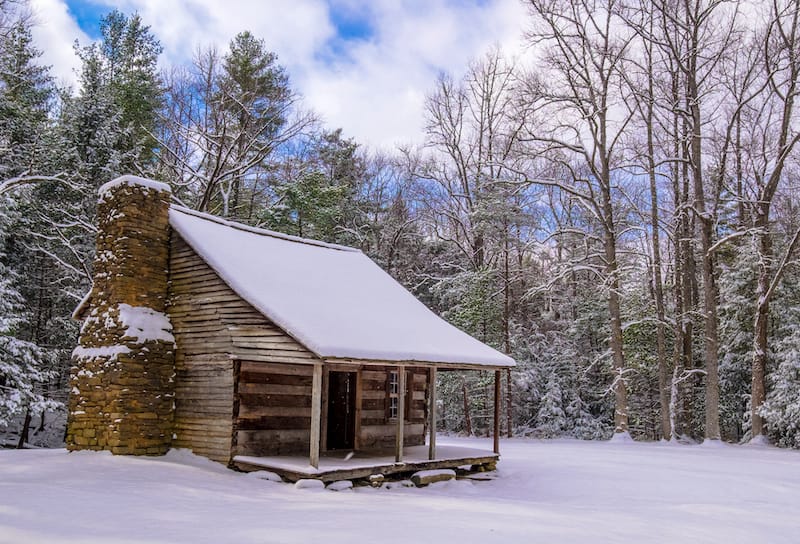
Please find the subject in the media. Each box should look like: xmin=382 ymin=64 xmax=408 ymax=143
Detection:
xmin=326 ymin=371 xmax=357 ymax=450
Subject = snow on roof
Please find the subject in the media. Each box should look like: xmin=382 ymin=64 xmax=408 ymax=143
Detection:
xmin=98 ymin=175 xmax=171 ymax=199
xmin=169 ymin=206 xmax=514 ymax=368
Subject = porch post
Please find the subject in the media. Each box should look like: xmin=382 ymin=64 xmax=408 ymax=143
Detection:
xmin=428 ymin=366 xmax=437 ymax=460
xmin=493 ymin=369 xmax=501 ymax=454
xmin=310 ymin=363 xmax=323 ymax=469
xmin=395 ymin=365 xmax=406 ymax=463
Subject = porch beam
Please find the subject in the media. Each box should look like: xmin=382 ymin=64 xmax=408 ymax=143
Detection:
xmin=428 ymin=366 xmax=437 ymax=460
xmin=493 ymin=369 xmax=501 ymax=454
xmin=309 ymin=363 xmax=323 ymax=469
xmin=395 ymin=365 xmax=406 ymax=463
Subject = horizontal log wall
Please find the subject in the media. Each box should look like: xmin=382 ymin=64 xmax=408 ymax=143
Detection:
xmin=235 ymin=362 xmax=312 ymax=456
xmin=168 ymin=234 xmax=320 ymax=365
xmin=168 ymin=233 xmax=322 ymax=463
xmin=171 ymin=358 xmax=234 ymax=463
xmin=359 ymin=367 xmax=428 ymax=450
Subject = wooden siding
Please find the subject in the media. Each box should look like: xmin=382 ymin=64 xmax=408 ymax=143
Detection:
xmin=171 ymin=358 xmax=234 ymax=463
xmin=235 ymin=362 xmax=313 ymax=456
xmin=168 ymin=234 xmax=320 ymax=365
xmin=359 ymin=367 xmax=428 ymax=450
xmin=168 ymin=233 xmax=321 ymax=463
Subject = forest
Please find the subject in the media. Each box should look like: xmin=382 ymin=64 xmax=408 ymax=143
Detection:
xmin=2 ymin=0 xmax=800 ymax=450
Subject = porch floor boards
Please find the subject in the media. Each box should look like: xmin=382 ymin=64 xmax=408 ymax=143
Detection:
xmin=232 ymin=443 xmax=498 ymax=483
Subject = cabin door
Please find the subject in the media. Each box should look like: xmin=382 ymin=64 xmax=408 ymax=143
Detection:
xmin=326 ymin=371 xmax=357 ymax=450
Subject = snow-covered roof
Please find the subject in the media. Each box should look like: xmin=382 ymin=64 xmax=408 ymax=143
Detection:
xmin=169 ymin=206 xmax=514 ymax=368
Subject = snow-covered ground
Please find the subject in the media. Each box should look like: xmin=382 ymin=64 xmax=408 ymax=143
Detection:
xmin=1 ymin=437 xmax=798 ymax=543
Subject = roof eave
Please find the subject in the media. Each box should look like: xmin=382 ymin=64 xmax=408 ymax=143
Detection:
xmin=322 ymin=356 xmax=515 ymax=371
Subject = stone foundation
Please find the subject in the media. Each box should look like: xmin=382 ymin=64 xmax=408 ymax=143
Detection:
xmin=67 ymin=177 xmax=175 ymax=455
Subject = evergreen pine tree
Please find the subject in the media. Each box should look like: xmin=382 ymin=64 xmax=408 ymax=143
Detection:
xmin=535 ymin=374 xmax=567 ymax=438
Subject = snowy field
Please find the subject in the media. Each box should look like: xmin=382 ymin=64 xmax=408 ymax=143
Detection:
xmin=1 ymin=437 xmax=798 ymax=544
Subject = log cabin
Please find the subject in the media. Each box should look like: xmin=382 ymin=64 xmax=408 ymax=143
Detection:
xmin=67 ymin=175 xmax=515 ymax=482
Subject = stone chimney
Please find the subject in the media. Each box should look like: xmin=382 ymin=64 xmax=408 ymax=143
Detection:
xmin=67 ymin=176 xmax=175 ymax=455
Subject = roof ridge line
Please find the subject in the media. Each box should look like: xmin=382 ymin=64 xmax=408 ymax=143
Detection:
xmin=169 ymin=205 xmax=361 ymax=253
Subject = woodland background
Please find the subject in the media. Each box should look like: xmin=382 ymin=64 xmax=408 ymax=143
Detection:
xmin=3 ymin=0 xmax=800 ymax=449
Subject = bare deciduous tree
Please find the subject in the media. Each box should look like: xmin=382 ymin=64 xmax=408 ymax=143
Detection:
xmin=522 ymin=0 xmax=635 ymax=434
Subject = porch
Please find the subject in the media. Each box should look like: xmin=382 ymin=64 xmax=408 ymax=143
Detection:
xmin=232 ymin=442 xmax=498 ymax=483
xmin=231 ymin=360 xmax=507 ymax=480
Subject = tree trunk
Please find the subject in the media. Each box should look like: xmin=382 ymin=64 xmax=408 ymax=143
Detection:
xmin=16 ymin=408 xmax=32 ymax=449
xmin=506 ymin=368 xmax=513 ymax=438
xmin=462 ymin=380 xmax=473 ymax=436
xmin=503 ymin=228 xmax=513 ymax=438
xmin=603 ymin=190 xmax=628 ymax=434
xmin=688 ymin=58 xmax=721 ymax=441
xmin=644 ymin=53 xmax=670 ymax=440
xmin=751 ymin=215 xmax=772 ymax=438
xmin=608 ymin=282 xmax=628 ymax=434
xmin=670 ymin=71 xmax=688 ymax=441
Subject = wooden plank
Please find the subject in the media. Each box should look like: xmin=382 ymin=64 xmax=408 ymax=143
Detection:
xmin=324 ymin=362 xmax=363 ymax=372
xmin=237 ymin=405 xmax=311 ymax=418
xmin=238 ymin=393 xmax=312 ymax=408
xmin=173 ymin=422 xmax=232 ymax=433
xmin=228 ymin=326 xmax=291 ymax=336
xmin=362 ymin=398 xmax=385 ymax=410
xmin=360 ymin=409 xmax=385 ymax=420
xmin=176 ymin=354 xmax=233 ymax=364
xmin=232 ymin=353 xmax=320 ymax=365
xmin=236 ymin=429 xmax=308 ymax=443
xmin=230 ymin=359 xmax=241 ymax=460
xmin=174 ymin=406 xmax=232 ymax=417
xmin=494 ymin=369 xmax=501 ymax=455
xmin=238 ymin=383 xmax=312 ymax=396
xmin=174 ymin=372 xmax=234 ymax=381
xmin=354 ymin=370 xmax=363 ymax=450
xmin=362 ymin=390 xmax=386 ymax=400
xmin=360 ymin=423 xmax=424 ymax=437
xmin=361 ymin=379 xmax=387 ymax=392
xmin=429 ymin=367 xmax=437 ymax=460
xmin=235 ymin=431 xmax=309 ymax=456
xmin=309 ymin=363 xmax=322 ymax=469
xmin=239 ymin=361 xmax=314 ymax=376
xmin=239 ymin=372 xmax=311 ymax=386
xmin=233 ymin=453 xmax=500 ymax=483
xmin=175 ymin=399 xmax=234 ymax=410
xmin=173 ymin=392 xmax=233 ymax=402
xmin=320 ymin=368 xmax=328 ymax=452
xmin=172 ymin=435 xmax=230 ymax=448
xmin=237 ymin=416 xmax=311 ymax=431
xmin=361 ymin=370 xmax=387 ymax=381
xmin=396 ymin=366 xmax=406 ymax=463
xmin=232 ymin=342 xmax=309 ymax=353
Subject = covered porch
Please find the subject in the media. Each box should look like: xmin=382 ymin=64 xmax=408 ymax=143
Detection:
xmin=233 ymin=360 xmax=506 ymax=482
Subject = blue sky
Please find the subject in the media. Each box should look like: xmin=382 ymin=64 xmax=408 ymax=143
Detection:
xmin=64 ymin=0 xmax=377 ymax=42
xmin=63 ymin=0 xmax=104 ymax=38
xmin=30 ymin=0 xmax=528 ymax=148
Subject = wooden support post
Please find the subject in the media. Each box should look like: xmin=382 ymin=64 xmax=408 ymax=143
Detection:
xmin=395 ymin=366 xmax=406 ymax=463
xmin=310 ymin=363 xmax=323 ymax=469
xmin=428 ymin=367 xmax=437 ymax=460
xmin=493 ymin=370 xmax=501 ymax=454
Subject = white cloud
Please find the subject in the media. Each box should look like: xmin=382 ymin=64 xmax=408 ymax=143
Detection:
xmin=28 ymin=0 xmax=90 ymax=88
xmin=298 ymin=0 xmax=530 ymax=149
xmin=105 ymin=0 xmax=335 ymax=69
xmin=26 ymin=0 xmax=529 ymax=149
